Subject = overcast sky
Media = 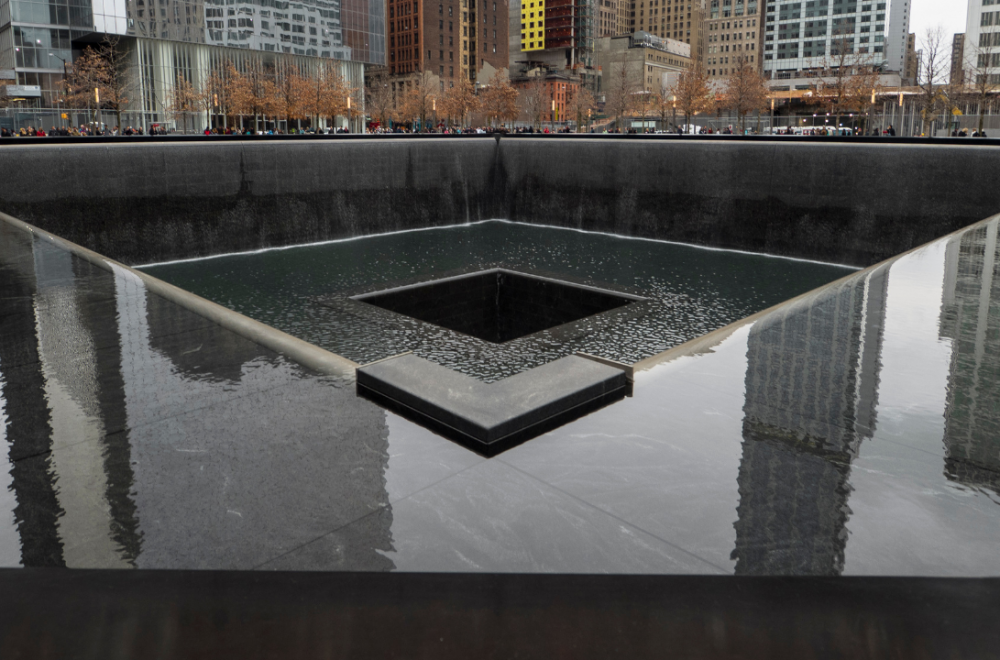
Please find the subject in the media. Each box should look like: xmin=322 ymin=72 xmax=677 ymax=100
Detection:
xmin=910 ymin=0 xmax=967 ymax=43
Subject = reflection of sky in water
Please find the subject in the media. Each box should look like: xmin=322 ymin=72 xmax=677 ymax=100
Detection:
xmin=2 ymin=216 xmax=1000 ymax=575
xmin=0 ymin=355 xmax=21 ymax=567
xmin=142 ymin=221 xmax=852 ymax=381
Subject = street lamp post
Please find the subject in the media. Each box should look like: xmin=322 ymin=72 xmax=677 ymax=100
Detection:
xmin=48 ymin=52 xmax=68 ymax=128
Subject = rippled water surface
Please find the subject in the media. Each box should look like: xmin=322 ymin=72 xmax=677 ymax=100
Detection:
xmin=141 ymin=222 xmax=854 ymax=381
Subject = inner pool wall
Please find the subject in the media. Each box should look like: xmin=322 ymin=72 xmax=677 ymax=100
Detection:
xmin=1 ymin=136 xmax=997 ymax=267
xmin=0 ymin=138 xmax=498 ymax=265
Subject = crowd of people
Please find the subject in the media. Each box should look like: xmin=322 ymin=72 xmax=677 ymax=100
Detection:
xmin=951 ymin=128 xmax=989 ymax=137
xmin=0 ymin=121 xmax=990 ymax=138
xmin=0 ymin=124 xmax=150 ymax=137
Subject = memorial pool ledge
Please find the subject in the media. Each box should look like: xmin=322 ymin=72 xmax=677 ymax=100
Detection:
xmin=1 ymin=209 xmax=1000 ymax=657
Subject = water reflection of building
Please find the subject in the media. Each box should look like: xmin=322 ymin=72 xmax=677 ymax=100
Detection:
xmin=732 ymin=265 xmax=888 ymax=575
xmin=0 ymin=232 xmax=394 ymax=570
xmin=939 ymin=220 xmax=1000 ymax=494
xmin=0 ymin=237 xmax=140 ymax=567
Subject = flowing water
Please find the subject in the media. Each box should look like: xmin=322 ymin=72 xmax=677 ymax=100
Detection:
xmin=141 ymin=221 xmax=854 ymax=381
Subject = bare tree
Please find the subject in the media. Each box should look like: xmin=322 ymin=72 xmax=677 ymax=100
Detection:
xmin=517 ymin=73 xmax=548 ymax=129
xmin=479 ymin=71 xmax=519 ymax=128
xmin=916 ymin=26 xmax=950 ymax=136
xmin=314 ymin=61 xmax=355 ymax=129
xmin=62 ymin=46 xmax=105 ymax=123
xmin=441 ymin=75 xmax=479 ymax=129
xmin=274 ymin=65 xmax=310 ymax=130
xmin=243 ymin=61 xmax=280 ymax=132
xmin=566 ymin=86 xmax=596 ymax=132
xmin=722 ymin=55 xmax=768 ymax=133
xmin=672 ymin=65 xmax=714 ymax=130
xmin=166 ymin=74 xmax=199 ymax=133
xmin=96 ymin=36 xmax=133 ymax=130
xmin=631 ymin=89 xmax=657 ymax=132
xmin=365 ymin=68 xmax=395 ymax=128
xmin=223 ymin=62 xmax=254 ymax=128
xmin=198 ymin=68 xmax=228 ymax=129
xmin=62 ymin=37 xmax=133 ymax=129
xmin=399 ymin=70 xmax=438 ymax=129
xmin=809 ymin=36 xmax=882 ymax=133
xmin=604 ymin=56 xmax=638 ymax=131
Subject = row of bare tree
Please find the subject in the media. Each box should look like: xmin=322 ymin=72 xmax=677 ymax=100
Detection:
xmin=57 ymin=37 xmax=359 ymax=131
xmin=365 ymin=70 xmax=521 ymax=129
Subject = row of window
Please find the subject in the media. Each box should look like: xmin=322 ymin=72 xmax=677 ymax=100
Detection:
xmin=708 ymin=42 xmax=756 ymax=53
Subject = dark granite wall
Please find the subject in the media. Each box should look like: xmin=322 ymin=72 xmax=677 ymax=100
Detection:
xmin=0 ymin=139 xmax=497 ymax=265
xmin=495 ymin=139 xmax=1000 ymax=267
xmin=1 ymin=137 xmax=998 ymax=267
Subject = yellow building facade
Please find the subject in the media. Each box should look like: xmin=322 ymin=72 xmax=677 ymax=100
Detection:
xmin=520 ymin=0 xmax=547 ymax=51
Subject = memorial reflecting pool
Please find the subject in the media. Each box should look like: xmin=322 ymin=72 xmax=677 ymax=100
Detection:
xmin=1 ymin=217 xmax=999 ymax=575
xmin=141 ymin=222 xmax=852 ymax=381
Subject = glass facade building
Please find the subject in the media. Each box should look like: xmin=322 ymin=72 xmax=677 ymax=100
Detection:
xmin=0 ymin=0 xmax=384 ymax=127
xmin=762 ymin=0 xmax=910 ymax=86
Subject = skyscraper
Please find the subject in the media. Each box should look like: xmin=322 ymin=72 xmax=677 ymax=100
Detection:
xmin=508 ymin=0 xmax=599 ymax=87
xmin=627 ymin=0 xmax=704 ymax=63
xmin=387 ymin=0 xmax=509 ymax=86
xmin=963 ymin=0 xmax=1000 ymax=85
xmin=762 ymin=0 xmax=911 ymax=89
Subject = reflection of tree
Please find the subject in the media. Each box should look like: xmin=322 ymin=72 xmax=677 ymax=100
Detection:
xmin=938 ymin=221 xmax=1000 ymax=494
xmin=733 ymin=266 xmax=888 ymax=575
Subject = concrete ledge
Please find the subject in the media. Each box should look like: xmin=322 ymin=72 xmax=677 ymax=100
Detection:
xmin=356 ymin=354 xmax=629 ymax=455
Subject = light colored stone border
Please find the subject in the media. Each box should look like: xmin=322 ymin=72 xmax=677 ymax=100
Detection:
xmin=0 ymin=211 xmax=359 ymax=378
xmin=630 ymin=212 xmax=1000 ymax=374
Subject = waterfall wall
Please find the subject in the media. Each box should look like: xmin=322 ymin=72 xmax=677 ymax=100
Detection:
xmin=1 ymin=137 xmax=996 ymax=266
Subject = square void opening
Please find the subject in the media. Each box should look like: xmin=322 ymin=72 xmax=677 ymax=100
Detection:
xmin=352 ymin=269 xmax=641 ymax=343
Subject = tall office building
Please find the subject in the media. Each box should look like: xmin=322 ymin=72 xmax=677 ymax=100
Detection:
xmin=508 ymin=0 xmax=599 ymax=88
xmin=704 ymin=0 xmax=763 ymax=80
xmin=0 ymin=0 xmax=384 ymax=126
xmin=627 ymin=0 xmax=704 ymax=63
xmin=951 ymin=32 xmax=965 ymax=84
xmin=762 ymin=0 xmax=911 ymax=89
xmin=387 ymin=0 xmax=508 ymax=86
xmin=595 ymin=0 xmax=626 ymax=36
xmin=964 ymin=0 xmax=1000 ymax=84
